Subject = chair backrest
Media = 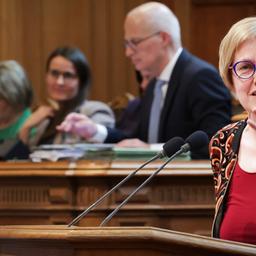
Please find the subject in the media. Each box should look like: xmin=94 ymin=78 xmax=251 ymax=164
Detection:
xmin=108 ymin=92 xmax=135 ymax=122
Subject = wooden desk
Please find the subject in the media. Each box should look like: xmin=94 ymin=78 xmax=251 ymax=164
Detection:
xmin=0 ymin=159 xmax=214 ymax=235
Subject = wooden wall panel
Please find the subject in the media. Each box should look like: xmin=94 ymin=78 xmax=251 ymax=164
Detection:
xmin=0 ymin=0 xmax=23 ymax=60
xmin=90 ymin=0 xmax=110 ymax=101
xmin=108 ymin=0 xmax=126 ymax=100
xmin=0 ymin=0 xmax=43 ymax=102
xmin=0 ymin=0 xmax=255 ymax=104
xmin=190 ymin=0 xmax=256 ymax=67
xmin=171 ymin=0 xmax=190 ymax=48
xmin=22 ymin=1 xmax=43 ymax=102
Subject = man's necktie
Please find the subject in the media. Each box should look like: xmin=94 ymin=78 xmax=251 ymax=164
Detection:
xmin=148 ymin=79 xmax=165 ymax=143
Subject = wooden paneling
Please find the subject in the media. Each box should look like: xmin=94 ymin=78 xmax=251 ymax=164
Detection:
xmin=190 ymin=0 xmax=256 ymax=67
xmin=0 ymin=160 xmax=214 ymax=236
xmin=0 ymin=0 xmax=43 ymax=102
xmin=0 ymin=0 xmax=255 ymax=104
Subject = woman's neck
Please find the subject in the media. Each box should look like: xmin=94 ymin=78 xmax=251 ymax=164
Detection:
xmin=247 ymin=111 xmax=256 ymax=131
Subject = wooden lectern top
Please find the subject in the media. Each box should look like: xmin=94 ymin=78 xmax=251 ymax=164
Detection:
xmin=0 ymin=225 xmax=255 ymax=256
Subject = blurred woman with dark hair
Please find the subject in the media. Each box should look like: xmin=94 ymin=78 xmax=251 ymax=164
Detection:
xmin=20 ymin=46 xmax=114 ymax=146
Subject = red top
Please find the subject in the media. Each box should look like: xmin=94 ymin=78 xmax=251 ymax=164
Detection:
xmin=220 ymin=162 xmax=256 ymax=244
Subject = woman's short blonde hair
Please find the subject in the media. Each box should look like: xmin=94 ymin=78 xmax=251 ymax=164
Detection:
xmin=219 ymin=17 xmax=256 ymax=90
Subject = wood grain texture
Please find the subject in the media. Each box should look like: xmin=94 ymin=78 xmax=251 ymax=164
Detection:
xmin=0 ymin=0 xmax=255 ymax=104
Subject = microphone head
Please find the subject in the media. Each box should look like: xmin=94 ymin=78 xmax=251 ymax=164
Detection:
xmin=162 ymin=137 xmax=185 ymax=157
xmin=183 ymin=130 xmax=209 ymax=152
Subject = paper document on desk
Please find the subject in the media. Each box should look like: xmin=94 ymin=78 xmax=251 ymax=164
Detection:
xmin=29 ymin=144 xmax=190 ymax=162
xmin=29 ymin=148 xmax=84 ymax=162
xmin=30 ymin=143 xmax=113 ymax=162
xmin=35 ymin=143 xmax=114 ymax=150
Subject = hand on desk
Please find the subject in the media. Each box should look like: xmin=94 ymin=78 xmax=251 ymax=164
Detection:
xmin=57 ymin=112 xmax=97 ymax=139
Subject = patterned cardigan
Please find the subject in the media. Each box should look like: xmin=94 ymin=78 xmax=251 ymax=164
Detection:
xmin=209 ymin=119 xmax=247 ymax=237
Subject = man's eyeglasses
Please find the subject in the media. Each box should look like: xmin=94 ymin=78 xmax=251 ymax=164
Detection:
xmin=48 ymin=69 xmax=78 ymax=81
xmin=229 ymin=60 xmax=256 ymax=79
xmin=124 ymin=31 xmax=160 ymax=50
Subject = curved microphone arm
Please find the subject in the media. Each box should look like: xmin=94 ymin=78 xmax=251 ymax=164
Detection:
xmin=68 ymin=153 xmax=161 ymax=227
xmin=99 ymin=148 xmax=184 ymax=227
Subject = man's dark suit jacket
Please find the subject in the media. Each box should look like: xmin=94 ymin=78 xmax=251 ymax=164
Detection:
xmin=106 ymin=49 xmax=231 ymax=158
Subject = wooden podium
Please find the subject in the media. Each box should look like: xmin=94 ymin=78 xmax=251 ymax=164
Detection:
xmin=0 ymin=160 xmax=214 ymax=235
xmin=0 ymin=225 xmax=255 ymax=256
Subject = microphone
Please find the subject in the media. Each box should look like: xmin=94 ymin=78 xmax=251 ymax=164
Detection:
xmin=99 ymin=130 xmax=209 ymax=226
xmin=67 ymin=136 xmax=185 ymax=227
xmin=181 ymin=130 xmax=209 ymax=153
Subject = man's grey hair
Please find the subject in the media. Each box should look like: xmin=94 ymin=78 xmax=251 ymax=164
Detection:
xmin=127 ymin=2 xmax=181 ymax=49
xmin=0 ymin=60 xmax=33 ymax=109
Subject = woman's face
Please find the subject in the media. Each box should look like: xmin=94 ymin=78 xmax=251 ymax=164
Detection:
xmin=46 ymin=56 xmax=79 ymax=102
xmin=232 ymin=38 xmax=256 ymax=114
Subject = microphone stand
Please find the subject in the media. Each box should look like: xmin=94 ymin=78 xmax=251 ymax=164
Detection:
xmin=100 ymin=147 xmax=185 ymax=226
xmin=68 ymin=152 xmax=162 ymax=227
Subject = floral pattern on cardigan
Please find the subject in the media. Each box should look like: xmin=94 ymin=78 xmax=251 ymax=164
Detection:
xmin=209 ymin=119 xmax=247 ymax=237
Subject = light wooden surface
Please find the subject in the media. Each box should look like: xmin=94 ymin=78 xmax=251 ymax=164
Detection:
xmin=0 ymin=225 xmax=255 ymax=256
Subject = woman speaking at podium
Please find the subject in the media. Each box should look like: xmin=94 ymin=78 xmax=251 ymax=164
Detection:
xmin=210 ymin=17 xmax=256 ymax=245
